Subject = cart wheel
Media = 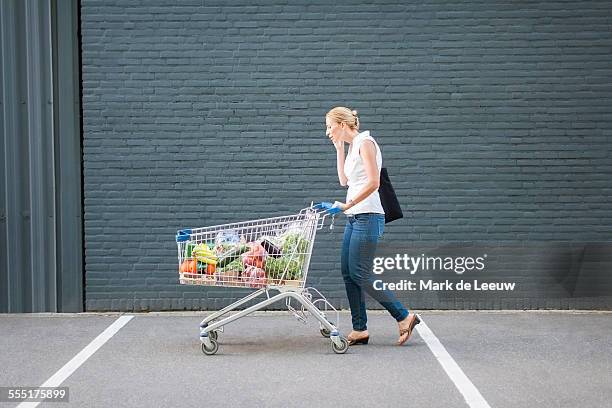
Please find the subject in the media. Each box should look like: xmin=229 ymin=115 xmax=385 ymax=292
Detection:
xmin=201 ymin=338 xmax=219 ymax=355
xmin=320 ymin=328 xmax=331 ymax=338
xmin=331 ymin=337 xmax=349 ymax=354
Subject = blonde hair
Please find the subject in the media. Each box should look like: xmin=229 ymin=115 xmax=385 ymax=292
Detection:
xmin=326 ymin=106 xmax=359 ymax=130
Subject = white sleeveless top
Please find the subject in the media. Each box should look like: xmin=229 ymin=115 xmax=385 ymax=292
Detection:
xmin=343 ymin=130 xmax=385 ymax=215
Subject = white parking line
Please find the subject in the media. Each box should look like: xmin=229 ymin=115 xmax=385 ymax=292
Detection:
xmin=17 ymin=315 xmax=134 ymax=408
xmin=416 ymin=318 xmax=492 ymax=408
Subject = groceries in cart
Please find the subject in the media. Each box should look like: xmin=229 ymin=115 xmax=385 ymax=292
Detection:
xmin=178 ymin=225 xmax=311 ymax=288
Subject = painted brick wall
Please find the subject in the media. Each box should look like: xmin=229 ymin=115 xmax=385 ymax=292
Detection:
xmin=80 ymin=0 xmax=612 ymax=311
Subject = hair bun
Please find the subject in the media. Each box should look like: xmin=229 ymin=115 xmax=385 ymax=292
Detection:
xmin=351 ymin=110 xmax=358 ymax=116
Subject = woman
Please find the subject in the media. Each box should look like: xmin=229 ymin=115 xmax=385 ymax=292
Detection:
xmin=325 ymin=106 xmax=420 ymax=346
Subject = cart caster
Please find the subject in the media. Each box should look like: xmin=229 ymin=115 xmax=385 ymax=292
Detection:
xmin=200 ymin=328 xmax=219 ymax=341
xmin=331 ymin=336 xmax=349 ymax=354
xmin=209 ymin=330 xmax=219 ymax=341
xmin=320 ymin=327 xmax=331 ymax=338
xmin=201 ymin=337 xmax=219 ymax=355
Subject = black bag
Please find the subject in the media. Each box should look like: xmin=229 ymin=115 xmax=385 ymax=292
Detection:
xmin=379 ymin=167 xmax=403 ymax=224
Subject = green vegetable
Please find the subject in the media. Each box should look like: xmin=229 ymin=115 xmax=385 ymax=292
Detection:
xmin=265 ymin=255 xmax=304 ymax=281
xmin=222 ymin=258 xmax=244 ymax=275
xmin=217 ymin=244 xmax=249 ymax=268
xmin=214 ymin=242 xmax=236 ymax=255
xmin=280 ymin=233 xmax=309 ymax=255
xmin=184 ymin=243 xmax=196 ymax=258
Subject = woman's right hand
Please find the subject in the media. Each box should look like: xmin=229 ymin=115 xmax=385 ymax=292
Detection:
xmin=333 ymin=139 xmax=344 ymax=151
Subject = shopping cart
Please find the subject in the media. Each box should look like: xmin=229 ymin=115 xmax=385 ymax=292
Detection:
xmin=175 ymin=203 xmax=349 ymax=355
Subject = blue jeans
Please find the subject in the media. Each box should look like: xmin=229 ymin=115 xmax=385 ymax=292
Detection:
xmin=341 ymin=213 xmax=409 ymax=331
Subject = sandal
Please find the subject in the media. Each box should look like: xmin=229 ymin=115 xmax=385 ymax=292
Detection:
xmin=347 ymin=331 xmax=369 ymax=346
xmin=398 ymin=313 xmax=421 ymax=346
xmin=347 ymin=336 xmax=369 ymax=346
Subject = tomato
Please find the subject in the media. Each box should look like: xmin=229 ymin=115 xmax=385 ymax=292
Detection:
xmin=206 ymin=263 xmax=216 ymax=275
xmin=180 ymin=260 xmax=197 ymax=273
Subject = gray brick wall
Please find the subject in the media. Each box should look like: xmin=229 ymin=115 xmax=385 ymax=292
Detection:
xmin=81 ymin=0 xmax=612 ymax=311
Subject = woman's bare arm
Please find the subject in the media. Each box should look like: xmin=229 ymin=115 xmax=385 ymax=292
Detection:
xmin=335 ymin=141 xmax=348 ymax=186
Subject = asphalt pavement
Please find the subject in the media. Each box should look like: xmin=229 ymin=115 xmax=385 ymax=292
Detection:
xmin=0 ymin=310 xmax=610 ymax=408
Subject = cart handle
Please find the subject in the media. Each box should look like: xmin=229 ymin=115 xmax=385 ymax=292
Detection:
xmin=176 ymin=229 xmax=192 ymax=242
xmin=312 ymin=202 xmax=343 ymax=215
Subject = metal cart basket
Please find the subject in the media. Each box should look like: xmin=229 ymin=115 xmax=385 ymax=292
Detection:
xmin=175 ymin=204 xmax=348 ymax=355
